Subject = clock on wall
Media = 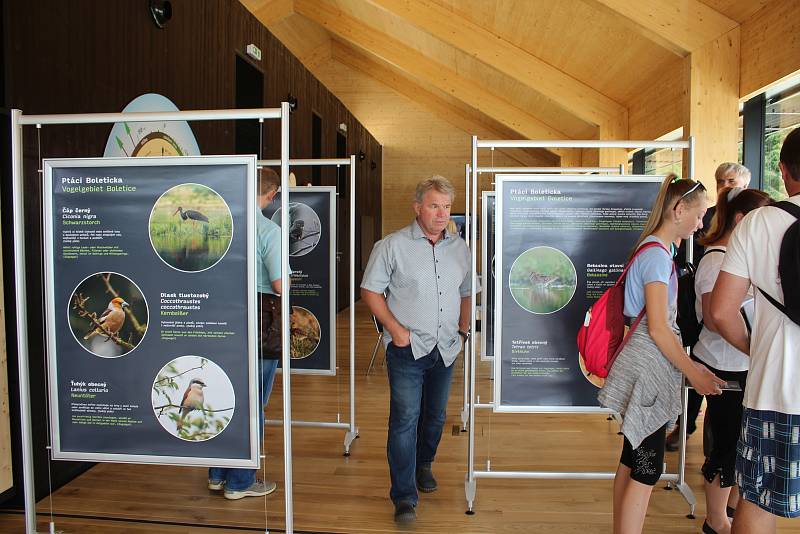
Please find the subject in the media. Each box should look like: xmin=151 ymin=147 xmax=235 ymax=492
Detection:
xmin=104 ymin=93 xmax=201 ymax=157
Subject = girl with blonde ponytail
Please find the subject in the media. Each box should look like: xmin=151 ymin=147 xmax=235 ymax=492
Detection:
xmin=599 ymin=173 xmax=726 ymax=533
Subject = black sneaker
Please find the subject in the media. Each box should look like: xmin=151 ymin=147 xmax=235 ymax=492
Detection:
xmin=416 ymin=466 xmax=437 ymax=493
xmin=394 ymin=500 xmax=416 ymax=523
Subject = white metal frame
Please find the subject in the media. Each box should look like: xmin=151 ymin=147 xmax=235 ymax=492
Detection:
xmin=465 ymin=136 xmax=698 ymax=516
xmin=258 ymin=158 xmax=359 ymax=455
xmin=10 ymin=105 xmax=300 ymax=534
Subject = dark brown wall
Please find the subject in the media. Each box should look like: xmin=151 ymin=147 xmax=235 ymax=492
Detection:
xmin=1 ymin=0 xmax=381 ymax=503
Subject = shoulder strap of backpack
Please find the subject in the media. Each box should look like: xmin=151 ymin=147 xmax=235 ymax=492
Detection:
xmin=610 ymin=247 xmax=676 ymax=362
xmin=615 ymin=241 xmax=670 ymax=287
xmin=757 ymin=201 xmax=800 ymax=325
xmin=772 ymin=200 xmax=800 ymax=219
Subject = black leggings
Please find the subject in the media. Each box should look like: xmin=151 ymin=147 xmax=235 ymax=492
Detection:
xmin=620 ymin=425 xmax=667 ymax=486
xmin=698 ymin=361 xmax=747 ymax=488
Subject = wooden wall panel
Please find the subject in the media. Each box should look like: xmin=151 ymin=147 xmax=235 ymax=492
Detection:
xmin=2 ymin=0 xmax=381 ymax=502
xmin=740 ymin=0 xmax=800 ymax=99
xmin=686 ymin=28 xmax=741 ymax=190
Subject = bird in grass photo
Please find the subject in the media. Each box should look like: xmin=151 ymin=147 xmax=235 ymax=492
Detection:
xmin=176 ymin=378 xmax=206 ymax=431
xmin=173 ymin=206 xmax=209 ymax=227
xmin=84 ymin=296 xmax=129 ymax=340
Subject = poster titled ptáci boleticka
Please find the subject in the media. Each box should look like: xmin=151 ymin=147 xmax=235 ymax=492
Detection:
xmin=43 ymin=156 xmax=259 ymax=467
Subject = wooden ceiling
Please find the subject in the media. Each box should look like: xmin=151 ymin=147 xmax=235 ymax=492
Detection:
xmin=242 ymin=0 xmax=771 ymax=159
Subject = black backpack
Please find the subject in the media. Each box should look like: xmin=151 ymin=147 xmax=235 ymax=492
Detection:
xmin=676 ymin=249 xmax=725 ymax=347
xmin=758 ymin=201 xmax=800 ymax=326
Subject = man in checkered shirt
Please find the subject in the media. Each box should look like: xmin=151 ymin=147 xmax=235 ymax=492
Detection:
xmin=361 ymin=176 xmax=471 ymax=524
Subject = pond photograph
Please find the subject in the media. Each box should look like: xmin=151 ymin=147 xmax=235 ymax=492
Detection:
xmin=509 ymin=246 xmax=577 ymax=314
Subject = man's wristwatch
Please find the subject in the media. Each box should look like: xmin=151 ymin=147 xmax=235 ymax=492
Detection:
xmin=458 ymin=330 xmax=471 ymax=341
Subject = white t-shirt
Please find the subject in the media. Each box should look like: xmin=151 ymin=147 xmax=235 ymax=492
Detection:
xmin=721 ymin=197 xmax=800 ymax=413
xmin=693 ymin=246 xmax=751 ymax=372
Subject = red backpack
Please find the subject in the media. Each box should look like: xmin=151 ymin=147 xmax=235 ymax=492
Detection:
xmin=577 ymin=242 xmax=672 ymax=378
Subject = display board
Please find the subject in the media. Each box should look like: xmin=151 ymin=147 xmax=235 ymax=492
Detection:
xmin=263 ymin=187 xmax=336 ymax=375
xmin=43 ymin=156 xmax=259 ymax=467
xmin=493 ymin=175 xmax=661 ymax=412
xmin=480 ymin=192 xmax=495 ymax=361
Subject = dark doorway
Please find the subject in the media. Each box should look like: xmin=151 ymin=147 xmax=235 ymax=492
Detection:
xmin=235 ymin=55 xmax=263 ymax=156
xmin=336 ymin=130 xmax=348 ymax=311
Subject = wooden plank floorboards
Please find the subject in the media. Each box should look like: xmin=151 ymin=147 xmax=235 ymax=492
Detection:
xmin=2 ymin=301 xmax=800 ymax=532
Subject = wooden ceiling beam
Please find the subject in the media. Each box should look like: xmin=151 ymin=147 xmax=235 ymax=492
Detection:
xmin=365 ymin=0 xmax=627 ymax=136
xmin=294 ymin=0 xmax=574 ymax=158
xmin=585 ymin=0 xmax=738 ymax=56
xmin=240 ymin=0 xmax=295 ymax=25
xmin=330 ymin=40 xmax=559 ymax=167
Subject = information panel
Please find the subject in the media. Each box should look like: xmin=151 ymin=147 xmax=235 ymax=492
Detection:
xmin=44 ymin=156 xmax=258 ymax=467
xmin=480 ymin=192 xmax=495 ymax=361
xmin=264 ymin=187 xmax=336 ymax=375
xmin=494 ymin=175 xmax=661 ymax=412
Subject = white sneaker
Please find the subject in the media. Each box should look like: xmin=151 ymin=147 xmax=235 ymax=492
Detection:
xmin=224 ymin=480 xmax=277 ymax=500
xmin=208 ymin=479 xmax=225 ymax=491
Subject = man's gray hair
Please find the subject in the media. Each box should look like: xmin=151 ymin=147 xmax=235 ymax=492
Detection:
xmin=415 ymin=175 xmax=456 ymax=203
xmin=715 ymin=162 xmax=751 ymax=185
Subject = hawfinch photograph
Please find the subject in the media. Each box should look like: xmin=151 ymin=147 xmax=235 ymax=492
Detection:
xmin=68 ymin=272 xmax=148 ymax=358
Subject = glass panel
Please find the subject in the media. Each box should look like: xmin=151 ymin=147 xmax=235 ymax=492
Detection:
xmin=644 ymin=148 xmax=682 ymax=177
xmin=764 ymin=81 xmax=800 ymax=200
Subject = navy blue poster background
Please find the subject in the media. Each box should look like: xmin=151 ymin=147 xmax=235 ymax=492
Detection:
xmin=46 ymin=159 xmax=255 ymax=465
xmin=497 ymin=177 xmax=660 ymax=409
xmin=264 ymin=188 xmax=335 ymax=374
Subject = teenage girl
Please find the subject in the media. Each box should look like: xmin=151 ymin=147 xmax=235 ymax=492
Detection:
xmin=695 ymin=187 xmax=771 ymax=534
xmin=598 ymin=173 xmax=726 ymax=534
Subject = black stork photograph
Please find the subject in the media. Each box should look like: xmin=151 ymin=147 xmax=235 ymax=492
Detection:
xmin=148 ymin=183 xmax=233 ymax=272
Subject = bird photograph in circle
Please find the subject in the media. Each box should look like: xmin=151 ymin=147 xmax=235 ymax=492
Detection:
xmin=270 ymin=202 xmax=322 ymax=256
xmin=151 ymin=355 xmax=235 ymax=442
xmin=149 ymin=183 xmax=233 ymax=272
xmin=508 ymin=246 xmax=577 ymax=314
xmin=68 ymin=272 xmax=148 ymax=358
xmin=289 ymin=306 xmax=321 ymax=359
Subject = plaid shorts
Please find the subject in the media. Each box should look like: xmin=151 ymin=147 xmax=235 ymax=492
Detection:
xmin=736 ymin=408 xmax=800 ymax=518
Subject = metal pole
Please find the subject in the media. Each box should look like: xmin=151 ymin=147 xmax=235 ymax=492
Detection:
xmin=17 ymin=108 xmax=282 ymax=125
xmin=460 ymin=163 xmax=470 ymax=431
xmin=465 ymin=136 xmax=479 ymax=512
xmin=476 ymin=139 xmax=691 ymax=150
xmin=619 ymin=163 xmax=625 ymax=175
xmin=475 ymin=166 xmax=620 ymax=174
xmin=345 ymin=154 xmax=358 ymax=454
xmin=11 ymin=110 xmax=39 ymax=534
xmin=279 ymin=102 xmax=294 ymax=534
xmin=258 ymin=158 xmax=352 ymax=167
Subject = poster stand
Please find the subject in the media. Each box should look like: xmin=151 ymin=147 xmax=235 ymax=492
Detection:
xmin=10 ymin=105 xmax=299 ymax=534
xmin=459 ymin=163 xmax=625 ymax=430
xmin=464 ymin=136 xmax=700 ymax=517
xmin=258 ymin=158 xmax=359 ymax=456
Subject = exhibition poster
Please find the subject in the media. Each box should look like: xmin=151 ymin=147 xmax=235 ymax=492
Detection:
xmin=493 ymin=175 xmax=661 ymax=411
xmin=481 ymin=192 xmax=495 ymax=361
xmin=43 ymin=156 xmax=259 ymax=467
xmin=263 ymin=187 xmax=337 ymax=375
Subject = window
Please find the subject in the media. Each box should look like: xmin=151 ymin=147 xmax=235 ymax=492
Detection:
xmin=763 ymin=80 xmax=800 ymax=200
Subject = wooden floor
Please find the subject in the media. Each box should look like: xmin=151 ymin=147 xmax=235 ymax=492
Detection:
xmin=2 ymin=301 xmax=800 ymax=533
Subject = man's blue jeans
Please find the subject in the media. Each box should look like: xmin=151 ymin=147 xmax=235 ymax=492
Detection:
xmin=386 ymin=343 xmax=454 ymax=506
xmin=208 ymin=358 xmax=279 ymax=491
